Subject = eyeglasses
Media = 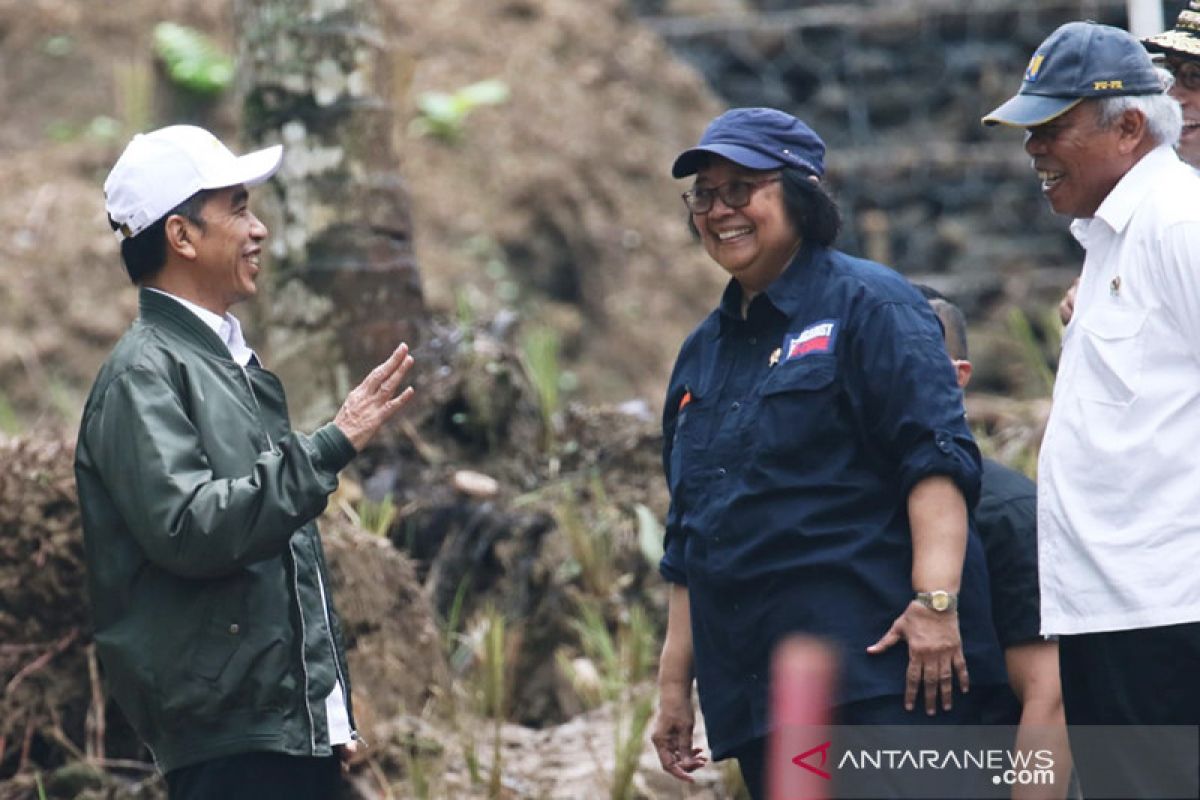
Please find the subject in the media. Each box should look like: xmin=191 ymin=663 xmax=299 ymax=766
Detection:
xmin=1165 ymin=59 xmax=1200 ymax=92
xmin=681 ymin=176 xmax=781 ymax=214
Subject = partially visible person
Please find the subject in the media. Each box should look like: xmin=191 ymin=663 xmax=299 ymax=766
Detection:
xmin=984 ymin=21 xmax=1200 ymax=798
xmin=919 ymin=286 xmax=1072 ymax=800
xmin=76 ymin=125 xmax=416 ymax=800
xmin=649 ymin=107 xmax=1007 ymax=800
xmin=1145 ymin=0 xmax=1200 ymax=170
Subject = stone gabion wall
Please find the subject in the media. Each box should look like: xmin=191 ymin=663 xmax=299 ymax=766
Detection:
xmin=635 ymin=1 xmax=1187 ymax=317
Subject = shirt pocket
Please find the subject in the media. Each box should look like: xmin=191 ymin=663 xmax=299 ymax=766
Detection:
xmin=756 ymin=355 xmax=839 ymax=458
xmin=1076 ymin=308 xmax=1147 ymax=406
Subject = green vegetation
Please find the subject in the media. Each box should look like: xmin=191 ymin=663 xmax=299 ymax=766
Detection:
xmin=552 ymin=478 xmax=619 ymax=597
xmin=354 ymin=494 xmax=398 ymax=537
xmin=0 ymin=392 xmax=20 ymax=435
xmin=520 ymin=325 xmax=563 ymax=450
xmin=1006 ymin=306 xmax=1057 ymax=396
xmin=457 ymin=605 xmax=519 ymax=798
xmin=153 ymin=23 xmax=234 ymax=95
xmin=557 ymin=599 xmax=658 ymax=800
xmin=634 ymin=503 xmax=664 ymax=567
xmin=412 ymin=79 xmax=510 ymax=143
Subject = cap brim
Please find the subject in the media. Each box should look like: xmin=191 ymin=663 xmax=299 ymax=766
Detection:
xmin=671 ymin=143 xmax=784 ymax=178
xmin=1144 ymin=31 xmax=1200 ymax=59
xmin=981 ymin=95 xmax=1082 ymax=127
xmin=200 ymin=144 xmax=284 ymax=191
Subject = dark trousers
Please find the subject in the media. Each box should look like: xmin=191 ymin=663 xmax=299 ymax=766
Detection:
xmin=166 ymin=751 xmax=342 ymax=800
xmin=1059 ymin=623 xmax=1200 ymax=799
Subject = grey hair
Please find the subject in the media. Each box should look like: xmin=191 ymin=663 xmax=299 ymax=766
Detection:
xmin=1094 ymin=78 xmax=1183 ymax=148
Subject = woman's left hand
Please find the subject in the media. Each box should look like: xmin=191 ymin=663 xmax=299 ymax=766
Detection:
xmin=866 ymin=601 xmax=969 ymax=715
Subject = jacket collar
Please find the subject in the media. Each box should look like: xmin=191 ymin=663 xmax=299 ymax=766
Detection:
xmin=138 ymin=287 xmax=236 ymax=361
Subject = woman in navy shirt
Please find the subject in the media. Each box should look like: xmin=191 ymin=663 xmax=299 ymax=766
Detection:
xmin=649 ymin=108 xmax=1007 ymax=799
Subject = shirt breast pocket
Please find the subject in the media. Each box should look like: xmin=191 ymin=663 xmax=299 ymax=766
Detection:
xmin=756 ymin=355 xmax=839 ymax=458
xmin=1077 ymin=308 xmax=1146 ymax=406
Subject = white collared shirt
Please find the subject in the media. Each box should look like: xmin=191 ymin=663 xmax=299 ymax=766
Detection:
xmin=1039 ymin=145 xmax=1200 ymax=635
xmin=142 ymin=287 xmax=353 ymax=745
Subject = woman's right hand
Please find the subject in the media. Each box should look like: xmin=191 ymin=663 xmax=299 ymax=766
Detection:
xmin=651 ymin=682 xmax=707 ymax=782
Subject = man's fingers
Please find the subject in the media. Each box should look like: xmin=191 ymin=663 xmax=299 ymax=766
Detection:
xmin=363 ymin=344 xmax=411 ymax=393
xmin=379 ymin=356 xmax=415 ymax=396
xmin=385 ymin=386 xmax=415 ymax=412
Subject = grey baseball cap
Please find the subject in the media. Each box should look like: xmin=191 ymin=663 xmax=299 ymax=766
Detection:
xmin=982 ymin=21 xmax=1164 ymax=127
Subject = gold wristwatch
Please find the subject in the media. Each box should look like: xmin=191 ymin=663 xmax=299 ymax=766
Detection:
xmin=915 ymin=590 xmax=958 ymax=612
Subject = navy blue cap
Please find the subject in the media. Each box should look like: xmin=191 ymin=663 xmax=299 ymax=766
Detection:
xmin=671 ymin=107 xmax=825 ymax=178
xmin=983 ymin=21 xmax=1164 ymax=127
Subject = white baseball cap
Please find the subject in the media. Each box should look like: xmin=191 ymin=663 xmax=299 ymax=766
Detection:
xmin=104 ymin=125 xmax=283 ymax=241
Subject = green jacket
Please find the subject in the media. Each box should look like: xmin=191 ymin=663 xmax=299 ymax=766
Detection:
xmin=75 ymin=289 xmax=359 ymax=773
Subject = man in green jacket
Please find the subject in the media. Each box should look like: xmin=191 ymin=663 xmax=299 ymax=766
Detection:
xmin=75 ymin=125 xmax=416 ymax=799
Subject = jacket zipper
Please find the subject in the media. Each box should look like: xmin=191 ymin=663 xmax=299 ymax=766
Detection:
xmin=242 ymin=364 xmax=315 ymax=750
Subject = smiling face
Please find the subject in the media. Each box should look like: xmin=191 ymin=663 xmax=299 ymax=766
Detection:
xmin=183 ymin=185 xmax=269 ymax=314
xmin=690 ymin=157 xmax=800 ymax=294
xmin=1165 ymin=56 xmax=1200 ymax=168
xmin=1023 ymin=101 xmax=1134 ymax=219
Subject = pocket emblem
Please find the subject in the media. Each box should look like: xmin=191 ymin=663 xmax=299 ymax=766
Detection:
xmin=782 ymin=319 xmax=838 ymax=362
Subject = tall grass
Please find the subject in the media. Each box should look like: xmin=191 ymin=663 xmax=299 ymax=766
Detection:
xmin=450 ymin=605 xmax=520 ymax=797
xmin=519 ymin=325 xmax=562 ymax=450
xmin=558 ymin=599 xmax=658 ymax=800
xmin=554 ymin=492 xmax=618 ymax=598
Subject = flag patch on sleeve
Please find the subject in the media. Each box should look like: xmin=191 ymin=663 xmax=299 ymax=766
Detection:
xmin=783 ymin=320 xmax=837 ymax=361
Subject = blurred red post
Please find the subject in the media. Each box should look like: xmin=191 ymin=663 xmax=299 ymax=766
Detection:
xmin=767 ymin=635 xmax=838 ymax=800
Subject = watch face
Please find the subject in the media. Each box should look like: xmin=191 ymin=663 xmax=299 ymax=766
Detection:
xmin=931 ymin=592 xmax=950 ymax=611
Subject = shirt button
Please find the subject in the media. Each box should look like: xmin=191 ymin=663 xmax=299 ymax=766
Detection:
xmin=228 ymin=623 xmax=240 ymax=635
xmin=731 ymin=401 xmax=740 ymax=411
xmin=718 ymin=467 xmax=727 ymax=477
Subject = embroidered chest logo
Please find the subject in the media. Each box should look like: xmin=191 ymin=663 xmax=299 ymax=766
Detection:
xmin=783 ymin=320 xmax=838 ymax=362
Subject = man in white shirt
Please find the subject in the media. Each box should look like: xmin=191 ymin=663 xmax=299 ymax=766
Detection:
xmin=1059 ymin=3 xmax=1200 ymax=325
xmin=984 ymin=20 xmax=1200 ymax=797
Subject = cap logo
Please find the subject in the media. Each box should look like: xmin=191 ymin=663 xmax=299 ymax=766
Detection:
xmin=1093 ymin=80 xmax=1124 ymax=90
xmin=1025 ymin=54 xmax=1045 ymax=82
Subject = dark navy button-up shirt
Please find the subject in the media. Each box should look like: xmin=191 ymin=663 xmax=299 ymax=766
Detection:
xmin=660 ymin=243 xmax=1006 ymax=759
